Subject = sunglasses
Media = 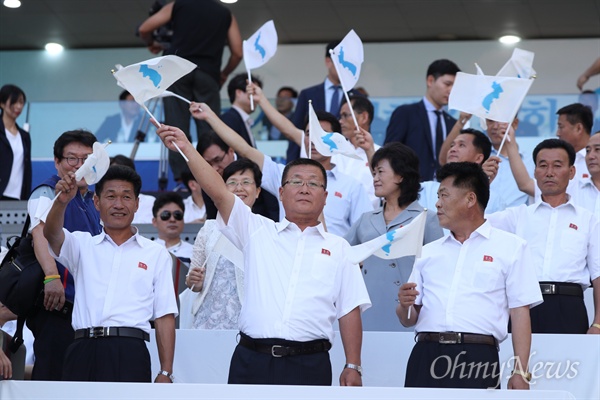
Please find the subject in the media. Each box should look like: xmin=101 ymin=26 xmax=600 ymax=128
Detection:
xmin=159 ymin=210 xmax=184 ymax=221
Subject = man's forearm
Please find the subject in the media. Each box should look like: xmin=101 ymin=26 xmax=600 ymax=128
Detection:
xmin=338 ymin=307 xmax=363 ymax=365
xmin=154 ymin=314 xmax=176 ymax=374
xmin=32 ymin=224 xmax=60 ymax=276
xmin=258 ymin=97 xmax=303 ymax=145
xmin=509 ymin=306 xmax=532 ymax=372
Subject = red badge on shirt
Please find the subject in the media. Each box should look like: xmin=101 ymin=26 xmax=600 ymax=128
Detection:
xmin=321 ymin=248 xmax=331 ymax=256
xmin=335 ymin=191 xmax=343 ymax=198
xmin=138 ymin=262 xmax=148 ymax=270
xmin=582 ymin=173 xmax=589 ymax=178
xmin=569 ymin=223 xmax=578 ymax=230
xmin=483 ymin=255 xmax=493 ymax=262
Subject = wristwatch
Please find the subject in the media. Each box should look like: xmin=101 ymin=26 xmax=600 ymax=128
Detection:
xmin=344 ymin=363 xmax=363 ymax=376
xmin=157 ymin=370 xmax=175 ymax=382
xmin=511 ymin=369 xmax=531 ymax=382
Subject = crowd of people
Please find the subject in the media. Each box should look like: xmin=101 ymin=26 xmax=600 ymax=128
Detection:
xmin=1 ymin=0 xmax=599 ymax=392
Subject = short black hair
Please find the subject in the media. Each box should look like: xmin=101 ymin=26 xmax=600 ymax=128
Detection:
xmin=227 ymin=73 xmax=263 ymax=104
xmin=152 ymin=192 xmax=185 ymax=217
xmin=222 ymin=158 xmax=262 ymax=187
xmin=95 ymin=165 xmax=142 ymax=198
xmin=53 ymin=130 xmax=97 ymax=160
xmin=371 ymin=143 xmax=420 ymax=207
xmin=119 ymin=90 xmax=131 ymax=101
xmin=197 ymin=130 xmax=230 ymax=157
xmin=342 ymin=94 xmax=374 ymax=126
xmin=532 ymin=138 xmax=576 ymax=166
xmin=180 ymin=171 xmax=196 ymax=192
xmin=277 ymin=86 xmax=298 ymax=98
xmin=325 ymin=40 xmax=341 ymax=58
xmin=282 ymin=158 xmax=327 ymax=189
xmin=426 ymin=59 xmax=461 ymax=79
xmin=0 ymin=84 xmax=26 ymax=108
xmin=437 ymin=162 xmax=489 ymax=211
xmin=557 ymin=103 xmax=593 ymax=135
xmin=304 ymin=110 xmax=342 ymax=134
xmin=110 ymin=154 xmax=136 ymax=171
xmin=459 ymin=128 xmax=492 ymax=164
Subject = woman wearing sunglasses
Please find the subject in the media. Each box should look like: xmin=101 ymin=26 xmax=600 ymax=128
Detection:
xmin=184 ymin=158 xmax=262 ymax=329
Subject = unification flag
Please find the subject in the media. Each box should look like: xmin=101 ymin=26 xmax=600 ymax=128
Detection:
xmin=75 ymin=142 xmax=110 ymax=185
xmin=243 ymin=20 xmax=278 ymax=70
xmin=330 ymin=29 xmax=363 ymax=92
xmin=497 ymin=48 xmax=536 ymax=79
xmin=113 ymin=55 xmax=196 ymax=105
xmin=449 ymin=72 xmax=533 ymax=124
xmin=308 ymin=103 xmax=361 ymax=159
xmin=347 ymin=210 xmax=427 ymax=264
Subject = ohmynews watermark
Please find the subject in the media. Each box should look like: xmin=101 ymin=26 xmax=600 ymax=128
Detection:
xmin=430 ymin=351 xmax=579 ymax=385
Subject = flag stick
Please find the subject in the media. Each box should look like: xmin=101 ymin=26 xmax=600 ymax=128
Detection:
xmin=142 ymin=104 xmax=189 ymax=162
xmin=496 ymin=125 xmax=512 ymax=155
xmin=328 ymin=49 xmax=360 ymax=133
xmin=308 ymin=101 xmax=313 ymax=159
xmin=163 ymin=90 xmax=192 ymax=104
xmin=247 ymin=68 xmax=254 ymax=111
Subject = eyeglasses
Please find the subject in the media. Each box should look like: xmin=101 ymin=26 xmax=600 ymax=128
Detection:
xmin=159 ymin=210 xmax=184 ymax=221
xmin=62 ymin=156 xmax=88 ymax=167
xmin=207 ymin=152 xmax=227 ymax=167
xmin=225 ymin=179 xmax=255 ymax=188
xmin=283 ymin=179 xmax=325 ymax=189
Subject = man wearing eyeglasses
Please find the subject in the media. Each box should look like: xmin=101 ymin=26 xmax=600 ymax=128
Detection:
xmin=156 ymin=123 xmax=371 ymax=387
xmin=25 ymin=130 xmax=102 ymax=380
xmin=151 ymin=192 xmax=193 ymax=264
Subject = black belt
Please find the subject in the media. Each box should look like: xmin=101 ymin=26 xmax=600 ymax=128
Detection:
xmin=238 ymin=332 xmax=331 ymax=357
xmin=539 ymin=282 xmax=583 ymax=297
xmin=74 ymin=327 xmax=150 ymax=342
xmin=416 ymin=332 xmax=498 ymax=348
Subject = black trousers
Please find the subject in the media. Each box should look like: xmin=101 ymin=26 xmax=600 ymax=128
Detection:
xmin=530 ymin=294 xmax=588 ymax=333
xmin=228 ymin=338 xmax=332 ymax=385
xmin=405 ymin=341 xmax=501 ymax=389
xmin=63 ymin=336 xmax=151 ymax=382
xmin=26 ymin=307 xmax=74 ymax=381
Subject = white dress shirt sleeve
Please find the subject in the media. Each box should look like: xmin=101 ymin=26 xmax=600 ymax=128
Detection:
xmin=48 ymin=228 xmax=84 ymax=275
xmin=504 ymin=239 xmax=543 ymax=309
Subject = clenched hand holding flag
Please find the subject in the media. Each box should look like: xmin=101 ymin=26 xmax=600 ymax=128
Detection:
xmin=243 ymin=20 xmax=278 ymax=110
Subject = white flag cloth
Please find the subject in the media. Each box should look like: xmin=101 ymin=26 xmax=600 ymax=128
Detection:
xmin=497 ymin=48 xmax=536 ymax=79
xmin=243 ymin=20 xmax=278 ymax=70
xmin=347 ymin=210 xmax=428 ymax=264
xmin=449 ymin=72 xmax=533 ymax=124
xmin=75 ymin=142 xmax=110 ymax=185
xmin=330 ymin=30 xmax=363 ymax=91
xmin=113 ymin=55 xmax=196 ymax=105
xmin=308 ymin=103 xmax=361 ymax=159
xmin=212 ymin=233 xmax=244 ymax=272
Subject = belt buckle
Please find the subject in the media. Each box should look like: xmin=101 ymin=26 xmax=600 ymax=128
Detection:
xmin=271 ymin=345 xmax=286 ymax=357
xmin=90 ymin=327 xmax=108 ymax=338
xmin=541 ymin=283 xmax=556 ymax=295
xmin=439 ymin=332 xmax=461 ymax=344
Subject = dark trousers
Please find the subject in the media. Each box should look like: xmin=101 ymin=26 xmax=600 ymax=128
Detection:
xmin=530 ymin=294 xmax=588 ymax=333
xmin=26 ymin=308 xmax=73 ymax=381
xmin=164 ymin=68 xmax=221 ymax=181
xmin=405 ymin=342 xmax=501 ymax=389
xmin=228 ymin=338 xmax=332 ymax=385
xmin=63 ymin=336 xmax=151 ymax=382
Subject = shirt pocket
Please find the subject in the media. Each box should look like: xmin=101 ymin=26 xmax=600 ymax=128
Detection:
xmin=559 ymin=229 xmax=587 ymax=256
xmin=472 ymin=261 xmax=503 ymax=292
xmin=310 ymin=254 xmax=338 ymax=286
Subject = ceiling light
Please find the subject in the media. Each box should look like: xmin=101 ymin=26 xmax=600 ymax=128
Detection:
xmin=45 ymin=42 xmax=64 ymax=55
xmin=499 ymin=35 xmax=521 ymax=44
xmin=3 ymin=0 xmax=21 ymax=8
xmin=220 ymin=0 xmax=238 ymax=3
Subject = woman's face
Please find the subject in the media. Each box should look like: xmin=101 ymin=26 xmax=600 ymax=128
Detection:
xmin=225 ymin=169 xmax=261 ymax=208
xmin=0 ymin=95 xmax=25 ymax=121
xmin=372 ymin=158 xmax=402 ymax=200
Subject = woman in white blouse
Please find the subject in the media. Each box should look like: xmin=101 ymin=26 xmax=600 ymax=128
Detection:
xmin=183 ymin=158 xmax=262 ymax=329
xmin=0 ymin=85 xmax=31 ymax=200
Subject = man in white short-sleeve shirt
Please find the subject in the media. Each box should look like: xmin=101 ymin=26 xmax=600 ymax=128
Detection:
xmin=44 ymin=165 xmax=177 ymax=383
xmin=398 ymin=162 xmax=542 ymax=389
xmin=156 ymin=122 xmax=371 ymax=387
xmin=487 ymin=139 xmax=600 ymax=334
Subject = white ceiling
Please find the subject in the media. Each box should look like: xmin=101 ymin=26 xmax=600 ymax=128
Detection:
xmin=1 ymin=0 xmax=599 ymax=50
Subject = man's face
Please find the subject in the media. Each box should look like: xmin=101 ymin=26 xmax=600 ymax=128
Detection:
xmin=279 ymin=164 xmax=327 ymax=222
xmin=426 ymin=74 xmax=455 ymax=109
xmin=338 ymin=102 xmax=365 ymax=140
xmin=447 ymin=134 xmax=484 ymax=164
xmin=534 ymin=148 xmax=575 ymax=198
xmin=304 ymin=120 xmax=333 ymax=164
xmin=152 ymin=202 xmax=184 ymax=241
xmin=585 ymin=134 xmax=600 ymax=177
xmin=486 ymin=119 xmax=510 ymax=147
xmin=54 ymin=142 xmax=93 ymax=188
xmin=436 ymin=176 xmax=470 ymax=230
xmin=119 ymin=94 xmax=140 ymax=119
xmin=94 ymin=180 xmax=139 ymax=230
xmin=201 ymin=144 xmax=234 ymax=176
xmin=235 ymin=88 xmax=252 ymax=113
xmin=325 ymin=56 xmax=339 ymax=84
xmin=556 ymin=114 xmax=582 ymax=148
xmin=275 ymin=89 xmax=295 ymax=114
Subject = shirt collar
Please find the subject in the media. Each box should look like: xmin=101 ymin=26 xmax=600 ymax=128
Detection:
xmin=94 ymin=226 xmax=145 ymax=247
xmin=232 ymin=105 xmax=250 ymax=123
xmin=444 ymin=220 xmax=491 ymax=244
xmin=422 ymin=97 xmax=439 ymax=112
xmin=276 ymin=217 xmax=327 ymax=238
xmin=324 ymin=77 xmax=338 ymax=91
xmin=531 ymin=194 xmax=576 ymax=211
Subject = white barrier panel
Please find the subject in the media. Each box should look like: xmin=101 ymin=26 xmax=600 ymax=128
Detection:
xmin=0 ymin=380 xmax=575 ymax=399
xmin=145 ymin=330 xmax=597 ymax=399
